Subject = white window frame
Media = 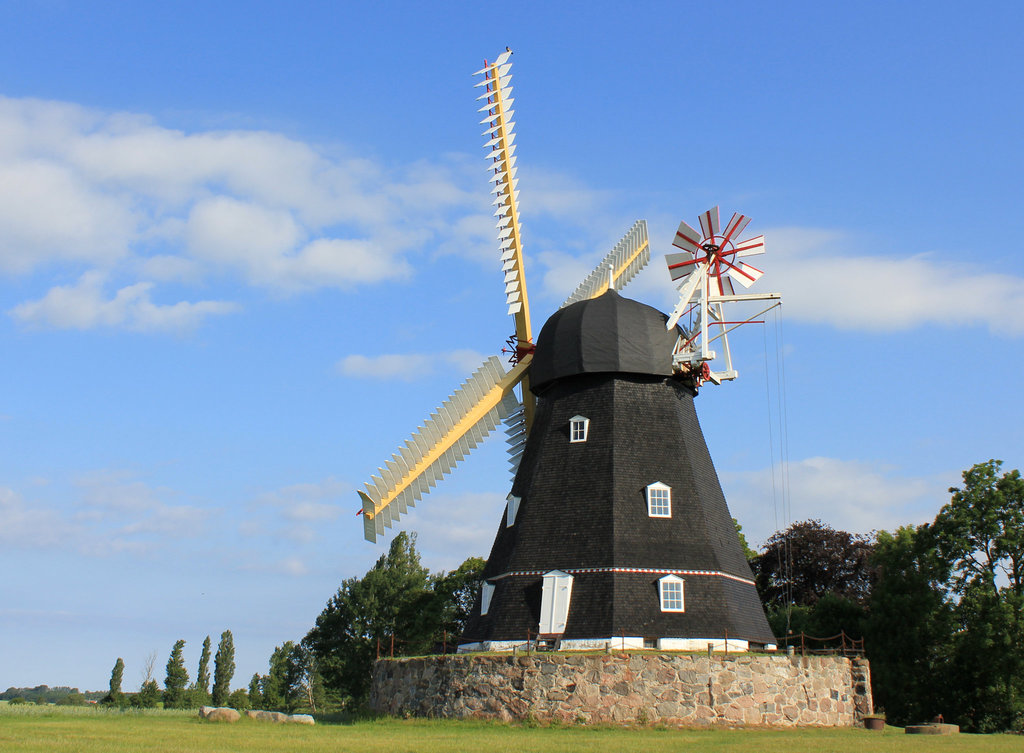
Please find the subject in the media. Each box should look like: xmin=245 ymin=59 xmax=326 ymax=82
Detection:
xmin=569 ymin=415 xmax=589 ymax=443
xmin=506 ymin=494 xmax=521 ymax=527
xmin=659 ymin=575 xmax=685 ymax=612
xmin=646 ymin=482 xmax=672 ymax=518
xmin=480 ymin=582 xmax=495 ymax=615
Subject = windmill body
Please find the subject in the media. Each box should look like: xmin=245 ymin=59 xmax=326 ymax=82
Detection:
xmin=460 ymin=291 xmax=775 ymax=650
xmin=356 ymin=51 xmax=780 ymax=652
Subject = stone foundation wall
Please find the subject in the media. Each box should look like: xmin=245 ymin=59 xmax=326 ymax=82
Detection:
xmin=371 ymin=652 xmax=872 ymax=726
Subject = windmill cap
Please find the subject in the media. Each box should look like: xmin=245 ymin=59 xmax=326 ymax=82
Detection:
xmin=530 ymin=289 xmax=680 ymax=393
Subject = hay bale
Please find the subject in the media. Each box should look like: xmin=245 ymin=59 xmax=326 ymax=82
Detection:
xmin=200 ymin=707 xmax=240 ymax=723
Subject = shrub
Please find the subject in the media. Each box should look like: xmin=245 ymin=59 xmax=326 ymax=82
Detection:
xmin=227 ymin=689 xmax=250 ymax=711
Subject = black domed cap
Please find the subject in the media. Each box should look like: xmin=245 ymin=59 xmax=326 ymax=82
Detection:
xmin=530 ymin=290 xmax=680 ymax=393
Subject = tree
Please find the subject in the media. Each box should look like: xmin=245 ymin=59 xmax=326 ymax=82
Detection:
xmin=929 ymin=460 xmax=1024 ymax=731
xmin=305 ymin=531 xmax=434 ymax=707
xmin=289 ymin=642 xmax=325 ymax=713
xmin=191 ymin=635 xmax=212 ymax=706
xmin=248 ymin=673 xmax=263 ymax=710
xmin=134 ymin=680 xmax=161 ymax=709
xmin=751 ymin=519 xmax=874 ymax=641
xmin=863 ymin=462 xmax=1024 ymax=732
xmin=102 ymin=658 xmax=125 ymax=706
xmin=141 ymin=650 xmax=157 ymax=686
xmin=429 ymin=556 xmax=486 ymax=642
xmin=866 ymin=525 xmax=954 ymax=725
xmin=130 ymin=651 xmax=161 ymax=708
xmin=228 ymin=688 xmax=251 ymax=711
xmin=212 ymin=630 xmax=235 ymax=707
xmin=734 ymin=518 xmax=757 ymax=562
xmin=753 ymin=519 xmax=875 ymax=610
xmin=163 ymin=639 xmax=189 ymax=709
xmin=261 ymin=641 xmax=294 ymax=711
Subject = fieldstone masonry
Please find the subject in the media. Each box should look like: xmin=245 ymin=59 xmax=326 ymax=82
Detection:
xmin=372 ymin=652 xmax=872 ymax=726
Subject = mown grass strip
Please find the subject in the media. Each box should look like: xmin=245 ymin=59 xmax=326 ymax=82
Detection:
xmin=0 ymin=709 xmax=1018 ymax=753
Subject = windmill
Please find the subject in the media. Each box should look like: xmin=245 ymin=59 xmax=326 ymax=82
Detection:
xmin=357 ymin=51 xmax=780 ymax=651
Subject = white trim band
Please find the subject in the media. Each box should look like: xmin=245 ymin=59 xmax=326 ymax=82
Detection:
xmin=490 ymin=566 xmax=755 ymax=586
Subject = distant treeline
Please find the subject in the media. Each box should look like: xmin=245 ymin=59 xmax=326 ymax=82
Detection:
xmin=2 ymin=686 xmax=104 ymax=704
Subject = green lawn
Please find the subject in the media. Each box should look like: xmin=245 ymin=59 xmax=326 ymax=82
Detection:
xmin=0 ymin=708 xmax=1018 ymax=753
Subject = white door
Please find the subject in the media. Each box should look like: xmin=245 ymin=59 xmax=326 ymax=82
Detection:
xmin=539 ymin=570 xmax=574 ymax=634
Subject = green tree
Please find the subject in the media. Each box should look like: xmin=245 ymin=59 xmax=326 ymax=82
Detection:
xmin=248 ymin=673 xmax=263 ymax=710
xmin=190 ymin=635 xmax=212 ymax=706
xmin=133 ymin=680 xmax=161 ymax=709
xmin=163 ymin=639 xmax=189 ymax=709
xmin=305 ymin=531 xmax=433 ymax=707
xmin=101 ymin=658 xmax=125 ymax=706
xmin=930 ymin=460 xmax=1024 ymax=731
xmin=734 ymin=518 xmax=757 ymax=562
xmin=212 ymin=630 xmax=235 ymax=707
xmin=866 ymin=525 xmax=954 ymax=725
xmin=227 ymin=688 xmax=251 ymax=711
xmin=430 ymin=556 xmax=486 ymax=642
xmin=261 ymin=641 xmax=294 ymax=711
xmin=291 ymin=642 xmax=326 ymax=713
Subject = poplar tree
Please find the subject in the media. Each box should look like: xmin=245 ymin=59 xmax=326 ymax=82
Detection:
xmin=163 ymin=639 xmax=189 ymax=709
xmin=212 ymin=630 xmax=235 ymax=706
xmin=103 ymin=658 xmax=125 ymax=705
xmin=192 ymin=636 xmax=212 ymax=705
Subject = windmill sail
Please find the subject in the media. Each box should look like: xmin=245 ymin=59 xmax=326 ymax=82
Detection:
xmin=358 ymin=356 xmax=530 ymax=542
xmin=561 ymin=220 xmax=651 ymax=308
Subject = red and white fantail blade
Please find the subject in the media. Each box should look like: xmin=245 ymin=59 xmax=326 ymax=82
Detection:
xmin=698 ymin=207 xmax=720 ymax=239
xmin=665 ymin=251 xmax=698 ymax=282
xmin=712 ymin=274 xmax=735 ymax=296
xmin=672 ymin=220 xmax=702 ymax=254
xmin=734 ymin=235 xmax=765 ymax=257
xmin=725 ymin=260 xmax=764 ymax=288
xmin=721 ymin=212 xmax=752 ymax=245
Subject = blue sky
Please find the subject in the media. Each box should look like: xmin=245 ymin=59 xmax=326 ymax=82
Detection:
xmin=2 ymin=1 xmax=1022 ymax=692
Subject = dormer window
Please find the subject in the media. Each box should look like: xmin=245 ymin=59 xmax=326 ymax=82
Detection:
xmin=646 ymin=482 xmax=672 ymax=518
xmin=480 ymin=582 xmax=495 ymax=615
xmin=506 ymin=494 xmax=521 ymax=527
xmin=659 ymin=575 xmax=685 ymax=612
xmin=569 ymin=415 xmax=589 ymax=443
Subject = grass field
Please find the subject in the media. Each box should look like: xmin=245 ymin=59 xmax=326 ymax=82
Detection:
xmin=1 ymin=706 xmax=1021 ymax=753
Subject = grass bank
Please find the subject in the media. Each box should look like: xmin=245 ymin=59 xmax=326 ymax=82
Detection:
xmin=0 ymin=707 xmax=1018 ymax=753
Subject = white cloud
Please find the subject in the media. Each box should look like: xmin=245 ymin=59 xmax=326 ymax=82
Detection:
xmin=337 ymin=353 xmax=431 ymax=381
xmin=722 ymin=456 xmax=950 ymax=548
xmin=337 ymin=349 xmax=488 ymax=381
xmin=0 ymin=487 xmax=76 ymax=549
xmin=0 ymin=94 xmax=491 ymax=327
xmin=9 ymin=271 xmax=238 ymax=332
xmin=253 ymin=478 xmax=349 ymax=522
xmin=770 ymin=227 xmax=1024 ymax=335
xmin=239 ymin=556 xmax=310 ymax=577
xmin=0 ymin=471 xmax=214 ymax=555
xmin=397 ymin=491 xmax=506 ymax=572
xmin=0 ymin=160 xmax=136 ymax=273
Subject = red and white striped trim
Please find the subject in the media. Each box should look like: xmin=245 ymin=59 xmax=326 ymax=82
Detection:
xmin=491 ymin=566 xmax=755 ymax=586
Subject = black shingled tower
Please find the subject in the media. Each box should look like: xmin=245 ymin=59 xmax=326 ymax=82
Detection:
xmin=461 ymin=289 xmax=775 ymax=649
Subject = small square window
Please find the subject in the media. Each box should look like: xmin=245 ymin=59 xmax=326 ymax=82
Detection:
xmin=646 ymin=482 xmax=671 ymax=517
xmin=569 ymin=415 xmax=589 ymax=443
xmin=659 ymin=576 xmax=685 ymax=612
